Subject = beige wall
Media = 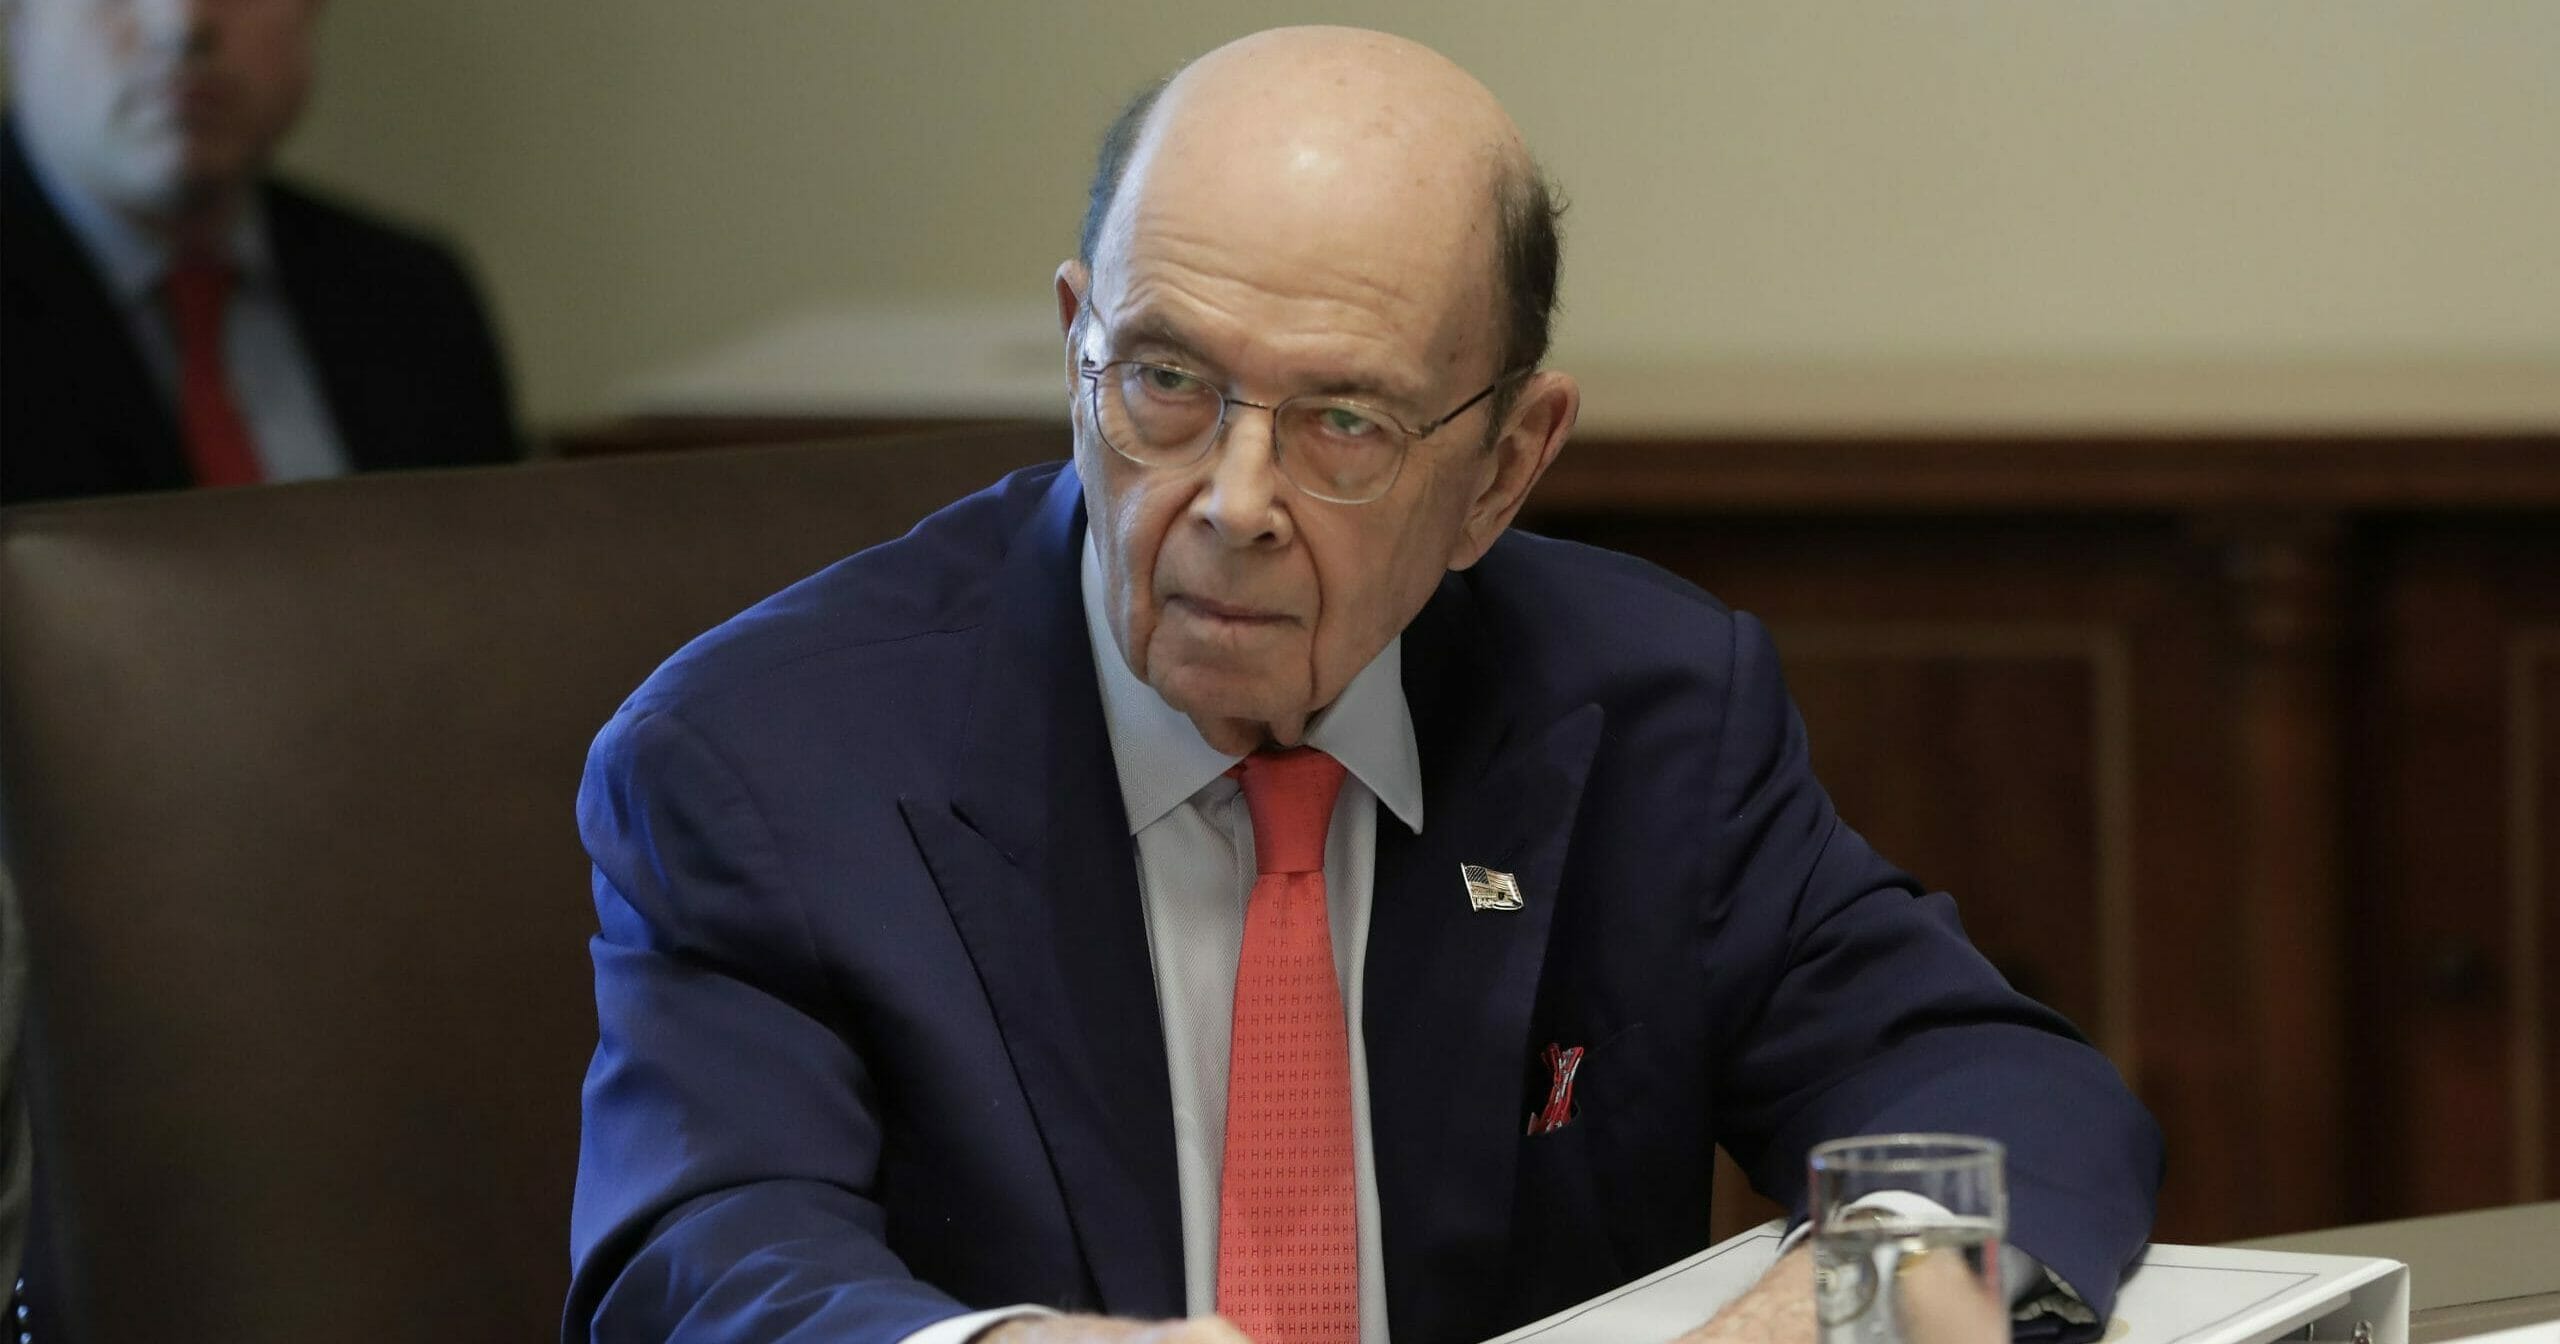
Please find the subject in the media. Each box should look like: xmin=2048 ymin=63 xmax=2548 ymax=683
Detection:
xmin=278 ymin=1 xmax=2560 ymax=430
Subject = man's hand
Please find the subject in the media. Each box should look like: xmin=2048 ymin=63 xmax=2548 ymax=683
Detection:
xmin=1667 ymin=1242 xmax=2006 ymax=1344
xmin=1669 ymin=1244 xmax=1815 ymax=1343
xmin=978 ymin=1314 xmax=1253 ymax=1343
xmin=1886 ymin=1246 xmax=2007 ymax=1344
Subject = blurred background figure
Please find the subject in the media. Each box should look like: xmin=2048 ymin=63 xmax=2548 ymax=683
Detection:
xmin=0 ymin=0 xmax=519 ymax=505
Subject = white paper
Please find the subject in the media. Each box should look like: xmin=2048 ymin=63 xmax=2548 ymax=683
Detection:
xmin=1479 ymin=1224 xmax=2408 ymax=1344
xmin=2107 ymin=1243 xmax=2407 ymax=1344
xmin=1480 ymin=1221 xmax=1787 ymax=1342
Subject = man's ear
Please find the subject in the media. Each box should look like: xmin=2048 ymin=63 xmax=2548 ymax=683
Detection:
xmin=1055 ymin=261 xmax=1089 ymax=337
xmin=1055 ymin=261 xmax=1092 ymax=396
xmin=1449 ymin=369 xmax=1579 ymax=571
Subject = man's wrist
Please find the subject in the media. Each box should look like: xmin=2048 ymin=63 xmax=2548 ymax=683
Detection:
xmin=1781 ymin=1192 xmax=2091 ymax=1318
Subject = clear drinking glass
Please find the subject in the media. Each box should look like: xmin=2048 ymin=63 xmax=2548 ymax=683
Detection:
xmin=1809 ymin=1134 xmax=2008 ymax=1344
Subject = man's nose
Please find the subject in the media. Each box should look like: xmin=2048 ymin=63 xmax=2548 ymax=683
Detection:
xmin=1192 ymin=406 xmax=1289 ymax=547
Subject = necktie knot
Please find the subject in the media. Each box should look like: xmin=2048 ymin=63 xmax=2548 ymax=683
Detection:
xmin=1230 ymin=747 xmax=1347 ymax=876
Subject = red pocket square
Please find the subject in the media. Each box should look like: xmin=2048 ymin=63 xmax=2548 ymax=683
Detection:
xmin=1526 ymin=1042 xmax=1586 ymax=1136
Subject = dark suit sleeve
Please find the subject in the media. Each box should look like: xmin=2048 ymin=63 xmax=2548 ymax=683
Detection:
xmin=1701 ymin=614 xmax=2162 ymax=1317
xmin=568 ymin=706 xmax=967 ymax=1342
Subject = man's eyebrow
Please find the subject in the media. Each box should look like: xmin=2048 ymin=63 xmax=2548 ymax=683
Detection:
xmin=1109 ymin=312 xmax=1205 ymax=361
xmin=1302 ymin=373 xmax=1429 ymax=412
xmin=1104 ymin=310 xmax=1431 ymax=414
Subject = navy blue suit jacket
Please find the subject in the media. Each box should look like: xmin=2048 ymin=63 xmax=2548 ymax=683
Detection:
xmin=570 ymin=462 xmax=2161 ymax=1343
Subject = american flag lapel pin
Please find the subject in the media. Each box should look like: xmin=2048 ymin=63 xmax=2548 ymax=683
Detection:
xmin=1461 ymin=863 xmax=1525 ymax=912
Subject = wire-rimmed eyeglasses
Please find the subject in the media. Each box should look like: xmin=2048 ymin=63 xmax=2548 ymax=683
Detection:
xmin=1072 ymin=317 xmax=1522 ymax=505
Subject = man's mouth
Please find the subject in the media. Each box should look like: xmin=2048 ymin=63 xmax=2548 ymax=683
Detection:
xmin=1169 ymin=594 xmax=1292 ymax=626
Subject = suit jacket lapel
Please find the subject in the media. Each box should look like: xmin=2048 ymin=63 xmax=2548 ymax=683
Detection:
xmin=1366 ymin=574 xmax=1605 ymax=1344
xmin=897 ymin=468 xmax=1184 ymax=1316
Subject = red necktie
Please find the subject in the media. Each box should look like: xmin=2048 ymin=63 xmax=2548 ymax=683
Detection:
xmin=1218 ymin=747 xmax=1359 ymax=1344
xmin=164 ymin=259 xmax=265 ymax=487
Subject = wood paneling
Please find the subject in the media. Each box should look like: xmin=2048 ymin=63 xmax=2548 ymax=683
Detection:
xmin=2217 ymin=515 xmax=2351 ymax=1233
xmin=2347 ymin=523 xmax=2560 ymax=1225
xmin=1529 ymin=436 xmax=2560 ymax=512
xmin=1779 ymin=629 xmax=2113 ymax=1037
xmin=2521 ymin=639 xmax=2560 ymax=1202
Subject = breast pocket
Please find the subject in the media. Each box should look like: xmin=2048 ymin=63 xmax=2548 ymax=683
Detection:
xmin=1509 ymin=1021 xmax=1652 ymax=1307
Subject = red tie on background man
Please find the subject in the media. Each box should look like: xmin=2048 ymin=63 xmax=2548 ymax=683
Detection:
xmin=163 ymin=258 xmax=265 ymax=487
xmin=1219 ymin=747 xmax=1359 ymax=1344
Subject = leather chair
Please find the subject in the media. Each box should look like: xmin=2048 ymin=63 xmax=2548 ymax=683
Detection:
xmin=0 ymin=427 xmax=1068 ymax=1343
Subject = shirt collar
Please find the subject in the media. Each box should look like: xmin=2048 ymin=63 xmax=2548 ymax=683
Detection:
xmin=1080 ymin=529 xmax=1424 ymax=838
xmin=17 ymin=135 xmax=273 ymax=304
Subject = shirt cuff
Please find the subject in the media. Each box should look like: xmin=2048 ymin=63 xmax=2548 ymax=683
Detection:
xmin=1776 ymin=1191 xmax=2092 ymax=1319
xmin=1775 ymin=1189 xmax=1955 ymax=1258
xmin=2011 ymin=1260 xmax=2097 ymax=1327
xmin=894 ymin=1304 xmax=1060 ymax=1344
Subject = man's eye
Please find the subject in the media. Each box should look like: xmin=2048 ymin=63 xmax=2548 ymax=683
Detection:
xmin=1140 ymin=366 xmax=1206 ymax=396
xmin=1318 ymin=406 xmax=1383 ymax=438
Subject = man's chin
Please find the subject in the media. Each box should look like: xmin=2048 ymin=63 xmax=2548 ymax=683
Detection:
xmin=76 ymin=143 xmax=189 ymax=220
xmin=1147 ymin=672 xmax=1306 ymax=752
xmin=1191 ymin=715 xmax=1299 ymax=756
xmin=177 ymin=142 xmax=265 ymax=202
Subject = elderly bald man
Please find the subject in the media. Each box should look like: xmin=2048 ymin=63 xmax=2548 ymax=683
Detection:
xmin=568 ymin=27 xmax=2159 ymax=1344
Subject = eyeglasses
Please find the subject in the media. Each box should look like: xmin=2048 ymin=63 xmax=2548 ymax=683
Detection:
xmin=1072 ymin=310 xmax=1521 ymax=505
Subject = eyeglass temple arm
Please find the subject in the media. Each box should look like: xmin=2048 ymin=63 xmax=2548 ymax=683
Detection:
xmin=1417 ymin=367 xmax=1529 ymax=436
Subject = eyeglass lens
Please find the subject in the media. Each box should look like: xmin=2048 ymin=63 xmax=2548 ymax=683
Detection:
xmin=1092 ymin=362 xmax=1405 ymax=502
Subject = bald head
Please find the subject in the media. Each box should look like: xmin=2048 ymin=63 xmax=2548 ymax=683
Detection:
xmin=1079 ymin=27 xmax=1561 ymax=377
xmin=1155 ymin=27 xmax=1523 ymax=193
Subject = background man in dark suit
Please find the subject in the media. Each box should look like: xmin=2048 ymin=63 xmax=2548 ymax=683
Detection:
xmin=0 ymin=0 xmax=518 ymax=505
xmin=571 ymin=26 xmax=2159 ymax=1344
